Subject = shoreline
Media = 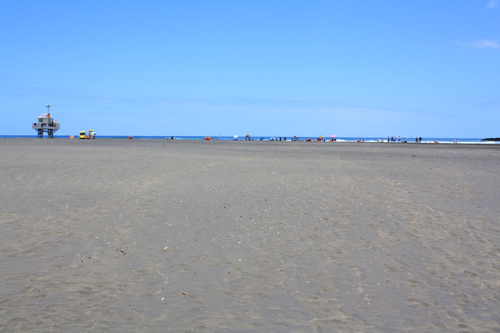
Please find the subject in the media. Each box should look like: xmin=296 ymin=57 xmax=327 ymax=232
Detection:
xmin=2 ymin=136 xmax=499 ymax=146
xmin=1 ymin=135 xmax=498 ymax=145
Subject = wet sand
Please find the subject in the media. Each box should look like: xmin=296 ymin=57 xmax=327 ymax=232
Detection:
xmin=1 ymin=138 xmax=499 ymax=331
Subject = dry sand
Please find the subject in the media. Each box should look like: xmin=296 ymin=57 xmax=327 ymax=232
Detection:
xmin=1 ymin=138 xmax=499 ymax=331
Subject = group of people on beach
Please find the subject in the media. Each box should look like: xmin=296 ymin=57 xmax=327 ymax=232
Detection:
xmin=387 ymin=136 xmax=409 ymax=143
xmin=386 ymin=136 xmax=423 ymax=143
xmin=196 ymin=135 xmax=461 ymax=144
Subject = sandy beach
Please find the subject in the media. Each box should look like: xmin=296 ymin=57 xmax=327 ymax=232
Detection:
xmin=1 ymin=138 xmax=499 ymax=331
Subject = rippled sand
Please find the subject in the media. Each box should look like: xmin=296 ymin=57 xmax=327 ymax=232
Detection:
xmin=1 ymin=138 xmax=499 ymax=331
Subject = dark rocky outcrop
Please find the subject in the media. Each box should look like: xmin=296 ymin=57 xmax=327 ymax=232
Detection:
xmin=481 ymin=137 xmax=500 ymax=142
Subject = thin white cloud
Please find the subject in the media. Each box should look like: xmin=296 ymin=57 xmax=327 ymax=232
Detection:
xmin=485 ymin=98 xmax=500 ymax=108
xmin=456 ymin=39 xmax=500 ymax=49
xmin=486 ymin=0 xmax=498 ymax=8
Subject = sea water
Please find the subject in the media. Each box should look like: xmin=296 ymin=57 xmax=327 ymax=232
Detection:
xmin=2 ymin=135 xmax=498 ymax=144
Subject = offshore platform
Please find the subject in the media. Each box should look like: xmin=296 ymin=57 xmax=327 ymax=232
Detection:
xmin=32 ymin=105 xmax=60 ymax=138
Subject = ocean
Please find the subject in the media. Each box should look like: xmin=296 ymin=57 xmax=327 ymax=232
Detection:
xmin=2 ymin=135 xmax=498 ymax=144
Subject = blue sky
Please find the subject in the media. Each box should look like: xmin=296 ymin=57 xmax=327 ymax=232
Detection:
xmin=1 ymin=1 xmax=499 ymax=137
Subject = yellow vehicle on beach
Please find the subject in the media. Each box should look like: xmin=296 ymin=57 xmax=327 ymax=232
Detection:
xmin=79 ymin=131 xmax=86 ymax=139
